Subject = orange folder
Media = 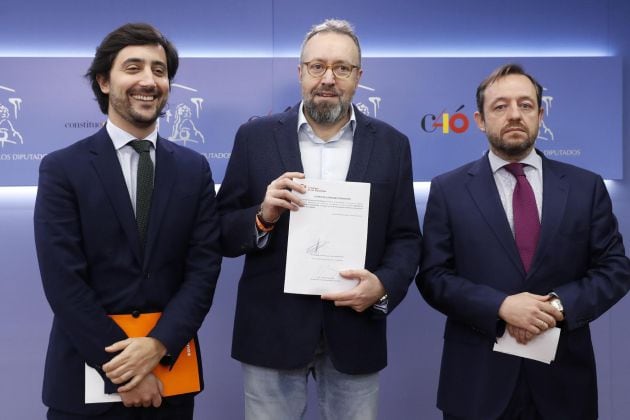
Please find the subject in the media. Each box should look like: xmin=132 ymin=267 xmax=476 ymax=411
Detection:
xmin=109 ymin=312 xmax=201 ymax=397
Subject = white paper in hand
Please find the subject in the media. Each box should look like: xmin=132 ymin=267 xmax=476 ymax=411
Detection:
xmin=493 ymin=327 xmax=560 ymax=364
xmin=284 ymin=179 xmax=370 ymax=295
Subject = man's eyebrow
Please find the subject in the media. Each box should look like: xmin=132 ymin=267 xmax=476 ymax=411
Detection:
xmin=120 ymin=58 xmax=166 ymax=67
xmin=121 ymin=57 xmax=143 ymax=65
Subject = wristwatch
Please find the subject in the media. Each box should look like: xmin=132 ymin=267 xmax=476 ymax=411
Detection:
xmin=549 ymin=297 xmax=564 ymax=313
xmin=373 ymin=294 xmax=389 ymax=314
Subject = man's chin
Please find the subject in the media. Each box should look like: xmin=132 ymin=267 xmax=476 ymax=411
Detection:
xmin=500 ymin=135 xmax=535 ymax=148
xmin=129 ymin=114 xmax=159 ymax=127
xmin=312 ymin=98 xmax=341 ymax=110
xmin=498 ymin=143 xmax=535 ymax=158
xmin=501 ymin=130 xmax=529 ymax=140
xmin=132 ymin=107 xmax=164 ymax=122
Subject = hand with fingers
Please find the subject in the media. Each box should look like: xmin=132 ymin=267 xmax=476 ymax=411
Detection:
xmin=102 ymin=336 xmax=167 ymax=392
xmin=506 ymin=324 xmax=535 ymax=344
xmin=498 ymin=292 xmax=564 ymax=344
xmin=321 ymin=269 xmax=386 ymax=313
xmin=119 ymin=373 xmax=163 ymax=408
xmin=258 ymin=172 xmax=306 ymax=224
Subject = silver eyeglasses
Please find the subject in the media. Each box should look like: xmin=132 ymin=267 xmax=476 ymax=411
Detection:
xmin=302 ymin=61 xmax=360 ymax=79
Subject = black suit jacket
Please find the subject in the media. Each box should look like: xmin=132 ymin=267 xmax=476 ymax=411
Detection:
xmin=34 ymin=127 xmax=222 ymax=415
xmin=418 ymin=151 xmax=630 ymax=420
xmin=217 ymin=104 xmax=421 ymax=374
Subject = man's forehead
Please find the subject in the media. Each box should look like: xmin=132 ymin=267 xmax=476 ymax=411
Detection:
xmin=113 ymin=44 xmax=166 ymax=64
xmin=485 ymin=75 xmax=537 ymax=100
xmin=303 ymin=32 xmax=358 ymax=59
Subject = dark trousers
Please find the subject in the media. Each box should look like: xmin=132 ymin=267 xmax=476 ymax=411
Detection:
xmin=444 ymin=373 xmax=542 ymax=420
xmin=47 ymin=397 xmax=194 ymax=420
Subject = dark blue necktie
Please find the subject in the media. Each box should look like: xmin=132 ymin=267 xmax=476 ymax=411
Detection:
xmin=128 ymin=140 xmax=154 ymax=245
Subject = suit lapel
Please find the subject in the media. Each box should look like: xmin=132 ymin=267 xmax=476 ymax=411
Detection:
xmin=143 ymin=136 xmax=176 ymax=265
xmin=346 ymin=106 xmax=375 ymax=182
xmin=527 ymin=155 xmax=569 ymax=278
xmin=466 ymin=155 xmax=525 ymax=275
xmin=273 ymin=105 xmax=304 ymax=173
xmin=89 ymin=127 xmax=142 ymax=264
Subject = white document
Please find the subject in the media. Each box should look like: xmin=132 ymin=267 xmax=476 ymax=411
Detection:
xmin=493 ymin=327 xmax=561 ymax=364
xmin=85 ymin=363 xmax=122 ymax=404
xmin=284 ymin=179 xmax=370 ymax=295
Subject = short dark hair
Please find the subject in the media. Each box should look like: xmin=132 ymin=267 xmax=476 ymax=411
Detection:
xmin=476 ymin=63 xmax=543 ymax=118
xmin=85 ymin=23 xmax=179 ymax=114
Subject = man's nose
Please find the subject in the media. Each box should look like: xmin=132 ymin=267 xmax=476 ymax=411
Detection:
xmin=320 ymin=67 xmax=336 ymax=84
xmin=138 ymin=68 xmax=157 ymax=87
xmin=507 ymin=104 xmax=522 ymax=120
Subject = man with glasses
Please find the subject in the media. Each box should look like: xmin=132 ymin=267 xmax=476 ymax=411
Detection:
xmin=217 ymin=18 xmax=421 ymax=420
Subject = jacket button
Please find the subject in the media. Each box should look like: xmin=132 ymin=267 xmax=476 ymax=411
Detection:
xmin=132 ymin=310 xmax=141 ymax=318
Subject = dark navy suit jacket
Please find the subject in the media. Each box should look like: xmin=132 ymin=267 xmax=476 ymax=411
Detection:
xmin=34 ymin=127 xmax=222 ymax=415
xmin=418 ymin=151 xmax=630 ymax=420
xmin=217 ymin=104 xmax=421 ymax=374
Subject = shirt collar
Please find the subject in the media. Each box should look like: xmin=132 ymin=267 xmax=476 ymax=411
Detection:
xmin=297 ymin=101 xmax=356 ymax=143
xmin=488 ymin=148 xmax=542 ymax=174
xmin=106 ymin=119 xmax=158 ymax=151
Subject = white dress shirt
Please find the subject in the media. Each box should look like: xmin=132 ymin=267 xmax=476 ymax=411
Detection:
xmin=297 ymin=101 xmax=356 ymax=181
xmin=106 ymin=120 xmax=157 ymax=215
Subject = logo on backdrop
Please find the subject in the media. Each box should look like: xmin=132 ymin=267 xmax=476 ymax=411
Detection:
xmin=420 ymin=104 xmax=472 ymax=135
xmin=162 ymin=83 xmax=206 ymax=146
xmin=537 ymin=86 xmax=580 ymax=157
xmin=537 ymin=87 xmax=554 ymax=141
xmin=0 ymin=84 xmax=24 ymax=148
xmin=355 ymin=84 xmax=382 ymax=117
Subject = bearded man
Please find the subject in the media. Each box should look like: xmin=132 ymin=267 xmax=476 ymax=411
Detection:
xmin=418 ymin=64 xmax=630 ymax=420
xmin=217 ymin=18 xmax=421 ymax=420
xmin=34 ymin=23 xmax=221 ymax=419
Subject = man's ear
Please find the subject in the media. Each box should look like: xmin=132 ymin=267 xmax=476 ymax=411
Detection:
xmin=473 ymin=111 xmax=486 ymax=132
xmin=96 ymin=74 xmax=110 ymax=94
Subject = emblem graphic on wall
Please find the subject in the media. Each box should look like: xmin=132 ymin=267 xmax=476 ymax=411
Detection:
xmin=0 ymin=84 xmax=24 ymax=148
xmin=162 ymin=83 xmax=205 ymax=146
xmin=355 ymin=83 xmax=381 ymax=117
xmin=537 ymin=87 xmax=554 ymax=141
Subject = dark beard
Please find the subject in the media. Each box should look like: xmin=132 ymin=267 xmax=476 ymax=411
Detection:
xmin=109 ymin=88 xmax=166 ymax=128
xmin=303 ymin=97 xmax=350 ymax=125
xmin=487 ymin=132 xmax=537 ymax=159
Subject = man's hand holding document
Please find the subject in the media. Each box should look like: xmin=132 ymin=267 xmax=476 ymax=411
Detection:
xmin=284 ymin=178 xmax=370 ymax=296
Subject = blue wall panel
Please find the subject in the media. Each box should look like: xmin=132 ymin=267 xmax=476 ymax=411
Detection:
xmin=1 ymin=1 xmax=629 ymax=419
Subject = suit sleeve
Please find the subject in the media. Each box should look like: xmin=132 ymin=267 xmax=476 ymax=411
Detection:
xmin=148 ymin=155 xmax=223 ymax=356
xmin=417 ymin=177 xmax=508 ymax=338
xmin=34 ymin=153 xmax=127 ymax=388
xmin=372 ymin=138 xmax=422 ymax=314
xmin=552 ymin=176 xmax=630 ymax=330
xmin=216 ymin=125 xmax=261 ymax=257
